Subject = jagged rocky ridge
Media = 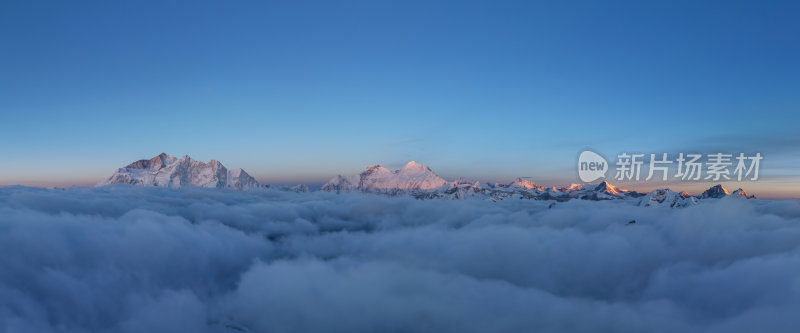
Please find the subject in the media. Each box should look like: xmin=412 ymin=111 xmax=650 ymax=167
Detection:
xmin=97 ymin=153 xmax=263 ymax=189
xmin=98 ymin=156 xmax=754 ymax=207
xmin=322 ymin=161 xmax=755 ymax=206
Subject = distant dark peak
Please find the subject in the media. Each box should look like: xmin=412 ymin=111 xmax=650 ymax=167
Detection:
xmin=701 ymin=184 xmax=730 ymax=198
xmin=595 ymin=181 xmax=611 ymax=190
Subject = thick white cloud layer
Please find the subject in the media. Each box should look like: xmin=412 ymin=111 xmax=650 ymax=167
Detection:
xmin=1 ymin=186 xmax=799 ymax=332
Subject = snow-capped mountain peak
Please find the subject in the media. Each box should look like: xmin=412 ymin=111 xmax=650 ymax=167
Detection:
xmin=323 ymin=161 xmax=447 ymax=192
xmin=696 ymin=185 xmax=754 ymax=199
xmin=124 ymin=152 xmax=177 ymax=170
xmin=593 ymin=180 xmax=621 ymax=195
xmin=639 ymin=188 xmax=698 ymax=207
xmin=400 ymin=161 xmax=431 ymax=172
xmin=97 ymin=153 xmax=262 ymax=189
xmin=364 ymin=165 xmax=391 ymax=174
xmin=731 ymin=188 xmax=755 ymax=198
xmin=562 ymin=184 xmax=586 ymax=191
xmin=508 ymin=178 xmax=544 ymax=191
xmin=700 ymin=184 xmax=730 ymax=198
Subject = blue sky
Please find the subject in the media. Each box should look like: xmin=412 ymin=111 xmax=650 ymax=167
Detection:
xmin=1 ymin=1 xmax=799 ymax=196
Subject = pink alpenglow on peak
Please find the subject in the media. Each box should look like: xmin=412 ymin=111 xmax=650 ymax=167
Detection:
xmin=97 ymin=153 xmax=263 ymax=189
xmin=506 ymin=178 xmax=545 ymax=191
xmin=562 ymin=184 xmax=586 ymax=192
xmin=593 ymin=180 xmax=623 ymax=196
xmin=400 ymin=161 xmax=429 ymax=171
xmin=699 ymin=184 xmax=755 ymax=199
xmin=322 ymin=161 xmax=447 ymax=192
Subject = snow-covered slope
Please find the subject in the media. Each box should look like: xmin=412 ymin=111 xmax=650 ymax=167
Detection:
xmin=730 ymin=188 xmax=755 ymax=198
xmin=635 ymin=184 xmax=755 ymax=208
xmin=504 ymin=178 xmax=546 ymax=191
xmin=697 ymin=184 xmax=755 ymax=199
xmin=322 ymin=161 xmax=447 ymax=193
xmin=323 ymin=162 xmax=652 ymax=201
xmin=320 ymin=174 xmax=359 ymax=192
xmin=97 ymin=153 xmax=263 ymax=189
xmin=638 ymin=189 xmax=698 ymax=207
xmin=565 ymin=181 xmax=636 ymax=200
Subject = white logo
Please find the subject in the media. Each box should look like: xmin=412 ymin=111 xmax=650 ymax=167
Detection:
xmin=578 ymin=150 xmax=608 ymax=182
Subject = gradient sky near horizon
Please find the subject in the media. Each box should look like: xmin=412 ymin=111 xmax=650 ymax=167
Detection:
xmin=1 ymin=1 xmax=799 ymax=197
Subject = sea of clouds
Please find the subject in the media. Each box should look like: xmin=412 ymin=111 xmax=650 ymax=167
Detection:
xmin=1 ymin=185 xmax=800 ymax=332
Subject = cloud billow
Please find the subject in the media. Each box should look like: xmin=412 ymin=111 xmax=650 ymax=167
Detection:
xmin=0 ymin=186 xmax=799 ymax=332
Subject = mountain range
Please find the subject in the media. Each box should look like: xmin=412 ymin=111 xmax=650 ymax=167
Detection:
xmin=320 ymin=161 xmax=447 ymax=193
xmin=97 ymin=153 xmax=263 ymax=189
xmin=97 ymin=154 xmax=754 ymax=206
